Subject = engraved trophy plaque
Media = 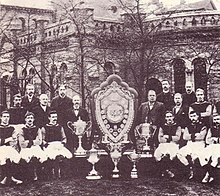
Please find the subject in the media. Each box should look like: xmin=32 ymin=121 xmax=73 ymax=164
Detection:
xmin=91 ymin=74 xmax=138 ymax=178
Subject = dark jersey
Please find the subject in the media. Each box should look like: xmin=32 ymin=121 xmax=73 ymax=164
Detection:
xmin=44 ymin=124 xmax=63 ymax=143
xmin=0 ymin=125 xmax=14 ymax=146
xmin=186 ymin=121 xmax=205 ymax=141
xmin=22 ymin=126 xmax=39 ymax=141
xmin=8 ymin=107 xmax=26 ymax=124
xmin=161 ymin=124 xmax=179 ymax=137
xmin=182 ymin=92 xmax=197 ymax=107
xmin=190 ymin=101 xmax=211 ymax=127
xmin=210 ymin=126 xmax=220 ymax=138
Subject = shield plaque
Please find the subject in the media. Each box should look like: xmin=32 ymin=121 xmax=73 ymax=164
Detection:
xmin=91 ymin=74 xmax=138 ymax=144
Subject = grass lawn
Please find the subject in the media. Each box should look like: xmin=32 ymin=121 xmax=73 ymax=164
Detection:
xmin=0 ymin=176 xmax=220 ymax=196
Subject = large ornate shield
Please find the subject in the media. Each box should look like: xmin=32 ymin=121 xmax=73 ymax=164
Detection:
xmin=91 ymin=74 xmax=138 ymax=144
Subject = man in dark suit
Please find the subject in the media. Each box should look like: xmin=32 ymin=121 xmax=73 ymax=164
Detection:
xmin=136 ymin=90 xmax=165 ymax=149
xmin=33 ymin=94 xmax=50 ymax=128
xmin=182 ymin=81 xmax=196 ymax=107
xmin=172 ymin=93 xmax=190 ymax=129
xmin=136 ymin=90 xmax=165 ymax=127
xmin=21 ymin=84 xmax=39 ymax=113
xmin=65 ymin=95 xmax=90 ymax=152
xmin=157 ymin=80 xmax=174 ymax=111
xmin=50 ymin=85 xmax=72 ymax=127
xmin=8 ymin=94 xmax=26 ymax=125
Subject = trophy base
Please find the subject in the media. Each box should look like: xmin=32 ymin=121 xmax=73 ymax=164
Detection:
xmin=131 ymin=171 xmax=138 ymax=179
xmin=74 ymin=151 xmax=87 ymax=157
xmin=141 ymin=151 xmax=153 ymax=158
xmin=86 ymin=175 xmax=102 ymax=180
xmin=112 ymin=173 xmax=120 ymax=178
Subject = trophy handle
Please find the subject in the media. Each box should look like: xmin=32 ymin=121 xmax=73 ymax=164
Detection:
xmin=67 ymin=121 xmax=75 ymax=134
xmin=134 ymin=124 xmax=142 ymax=138
xmin=86 ymin=121 xmax=92 ymax=138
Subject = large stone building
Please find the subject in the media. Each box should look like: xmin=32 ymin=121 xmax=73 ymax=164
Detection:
xmin=1 ymin=0 xmax=220 ymax=110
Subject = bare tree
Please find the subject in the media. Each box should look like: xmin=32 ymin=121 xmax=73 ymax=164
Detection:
xmin=95 ymin=0 xmax=174 ymax=104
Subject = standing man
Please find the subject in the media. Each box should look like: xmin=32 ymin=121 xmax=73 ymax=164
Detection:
xmin=66 ymin=95 xmax=90 ymax=152
xmin=157 ymin=80 xmax=174 ymax=110
xmin=21 ymin=84 xmax=39 ymax=113
xmin=172 ymin=93 xmax=190 ymax=129
xmin=189 ymin=88 xmax=212 ymax=127
xmin=33 ymin=94 xmax=50 ymax=128
xmin=136 ymin=90 xmax=165 ymax=149
xmin=154 ymin=111 xmax=181 ymax=178
xmin=136 ymin=90 xmax=165 ymax=127
xmin=182 ymin=82 xmax=196 ymax=107
xmin=50 ymin=85 xmax=72 ymax=127
xmin=177 ymin=111 xmax=207 ymax=180
xmin=8 ymin=94 xmax=26 ymax=125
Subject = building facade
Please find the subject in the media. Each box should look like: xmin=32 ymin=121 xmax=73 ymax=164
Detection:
xmin=1 ymin=0 xmax=220 ymax=110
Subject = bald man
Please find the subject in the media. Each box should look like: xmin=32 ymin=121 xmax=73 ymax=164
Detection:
xmin=33 ymin=94 xmax=51 ymax=128
xmin=65 ymin=95 xmax=90 ymax=152
xmin=182 ymin=82 xmax=196 ymax=107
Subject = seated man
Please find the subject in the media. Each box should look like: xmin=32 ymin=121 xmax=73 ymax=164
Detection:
xmin=200 ymin=114 xmax=220 ymax=183
xmin=19 ymin=112 xmax=47 ymax=182
xmin=0 ymin=111 xmax=23 ymax=185
xmin=42 ymin=111 xmax=72 ymax=179
xmin=177 ymin=111 xmax=207 ymax=180
xmin=154 ymin=111 xmax=181 ymax=178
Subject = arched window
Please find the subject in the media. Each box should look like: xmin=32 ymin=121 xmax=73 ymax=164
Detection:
xmin=29 ymin=68 xmax=35 ymax=76
xmin=174 ymin=21 xmax=178 ymax=26
xmin=104 ymin=62 xmax=115 ymax=75
xmin=51 ymin=64 xmax=57 ymax=78
xmin=183 ymin=18 xmax=187 ymax=26
xmin=19 ymin=17 xmax=26 ymax=31
xmin=22 ymin=68 xmax=27 ymax=78
xmin=110 ymin=25 xmax=114 ymax=32
xmin=201 ymin=16 xmax=206 ymax=25
xmin=172 ymin=58 xmax=186 ymax=93
xmin=193 ymin=58 xmax=208 ymax=96
xmin=60 ymin=63 xmax=68 ymax=82
xmin=145 ymin=78 xmax=162 ymax=97
xmin=211 ymin=16 xmax=216 ymax=25
xmin=192 ymin=17 xmax=197 ymax=26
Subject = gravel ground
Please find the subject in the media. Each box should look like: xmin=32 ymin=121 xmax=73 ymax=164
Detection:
xmin=0 ymin=177 xmax=220 ymax=196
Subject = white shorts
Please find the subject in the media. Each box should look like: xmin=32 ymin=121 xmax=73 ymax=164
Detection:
xmin=154 ymin=143 xmax=179 ymax=161
xmin=20 ymin=145 xmax=47 ymax=163
xmin=44 ymin=141 xmax=72 ymax=160
xmin=0 ymin=145 xmax=21 ymax=165
xmin=178 ymin=141 xmax=205 ymax=164
xmin=200 ymin=144 xmax=220 ymax=167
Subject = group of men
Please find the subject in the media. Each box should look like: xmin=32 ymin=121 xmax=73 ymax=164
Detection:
xmin=1 ymin=79 xmax=220 ymax=185
xmin=137 ymin=80 xmax=220 ymax=183
xmin=0 ymin=84 xmax=90 ymax=185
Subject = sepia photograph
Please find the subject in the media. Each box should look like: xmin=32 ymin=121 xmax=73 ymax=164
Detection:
xmin=1 ymin=0 xmax=220 ymax=195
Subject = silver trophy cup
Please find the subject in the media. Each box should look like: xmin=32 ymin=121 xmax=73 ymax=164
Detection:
xmin=67 ymin=117 xmax=91 ymax=157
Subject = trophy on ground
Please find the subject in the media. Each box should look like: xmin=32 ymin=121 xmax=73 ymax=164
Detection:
xmin=110 ymin=143 xmax=122 ymax=178
xmin=127 ymin=149 xmax=141 ymax=178
xmin=86 ymin=143 xmax=101 ymax=180
xmin=67 ymin=117 xmax=91 ymax=157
